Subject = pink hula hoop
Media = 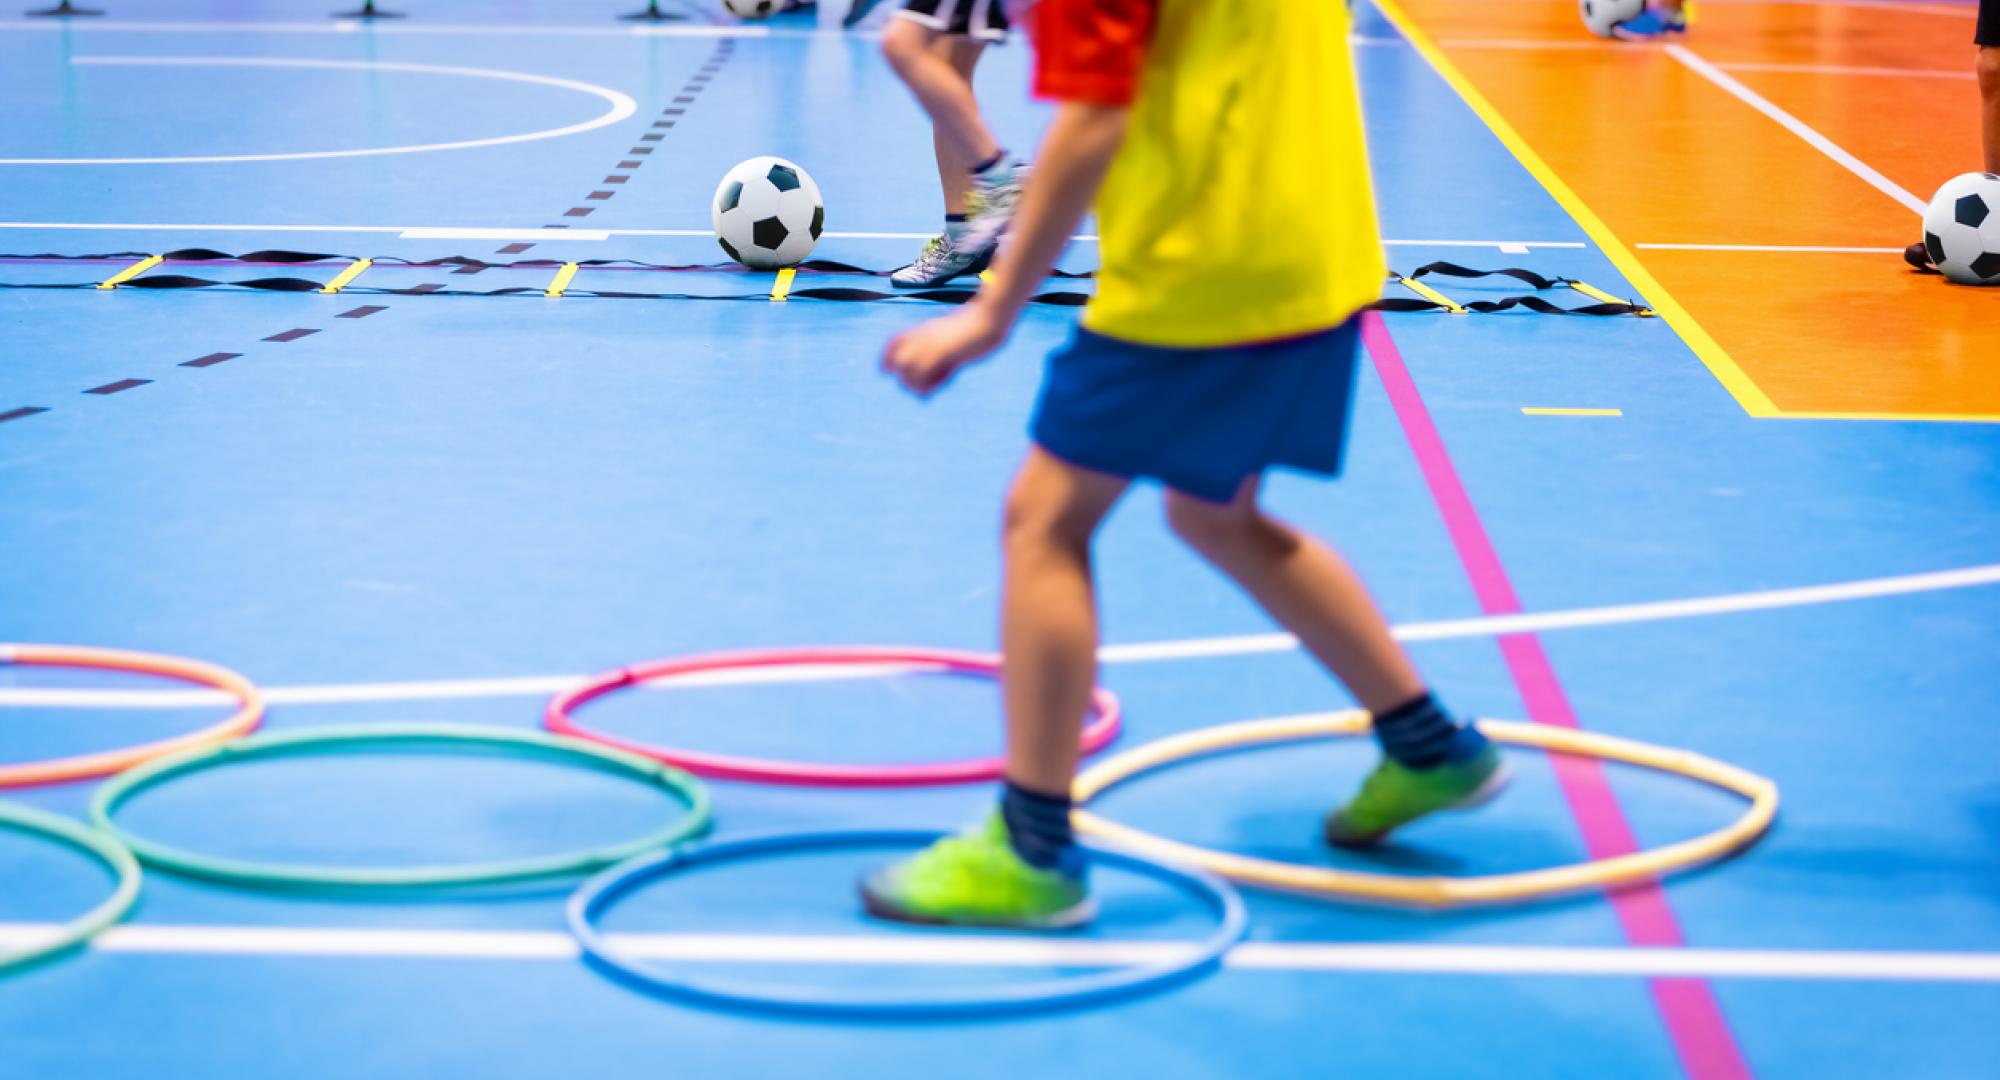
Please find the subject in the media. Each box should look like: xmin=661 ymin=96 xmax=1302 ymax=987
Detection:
xmin=543 ymin=646 xmax=1121 ymax=788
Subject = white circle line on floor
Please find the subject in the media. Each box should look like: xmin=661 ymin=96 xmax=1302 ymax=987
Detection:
xmin=0 ymin=57 xmax=636 ymax=165
xmin=3 ymin=561 xmax=1996 ymax=709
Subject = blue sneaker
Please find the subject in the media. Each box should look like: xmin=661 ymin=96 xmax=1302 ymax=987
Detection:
xmin=1611 ymin=3 xmax=1689 ymax=39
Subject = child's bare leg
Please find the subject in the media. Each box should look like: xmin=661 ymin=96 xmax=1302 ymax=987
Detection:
xmin=932 ymin=36 xmax=987 ymax=217
xmin=1000 ymin=449 xmax=1129 ymax=795
xmin=1166 ymin=478 xmax=1502 ymax=845
xmin=1981 ymin=48 xmax=2000 ymax=173
xmin=882 ymin=18 xmax=1002 ymax=173
xmin=1163 ymin=479 xmax=1422 ymax=714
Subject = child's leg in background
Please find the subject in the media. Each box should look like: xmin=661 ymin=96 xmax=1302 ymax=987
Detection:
xmin=931 ymin=35 xmax=987 ymax=218
xmin=881 ymin=17 xmax=1003 ymax=183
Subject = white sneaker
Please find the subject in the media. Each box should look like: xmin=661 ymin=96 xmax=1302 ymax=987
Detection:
xmin=954 ymin=163 xmax=1028 ymax=261
xmin=890 ymin=232 xmax=992 ymax=288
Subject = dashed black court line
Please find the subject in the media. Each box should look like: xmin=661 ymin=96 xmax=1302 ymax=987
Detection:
xmin=3 ymin=41 xmax=741 ymax=426
xmin=502 ymin=36 xmax=734 ymax=256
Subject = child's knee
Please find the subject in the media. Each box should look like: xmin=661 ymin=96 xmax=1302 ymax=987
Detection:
xmin=1003 ymin=481 xmax=1090 ymax=553
xmin=1980 ymin=49 xmax=2000 ymax=95
xmin=1164 ymin=491 xmax=1257 ymax=552
xmin=881 ymin=20 xmax=929 ymax=72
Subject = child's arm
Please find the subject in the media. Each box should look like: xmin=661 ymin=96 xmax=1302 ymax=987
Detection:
xmin=882 ymin=100 xmax=1128 ymax=396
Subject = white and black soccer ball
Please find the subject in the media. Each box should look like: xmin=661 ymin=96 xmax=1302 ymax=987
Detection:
xmin=1579 ymin=0 xmax=1645 ymax=37
xmin=711 ymin=156 xmax=825 ymax=269
xmin=1922 ymin=172 xmax=2000 ymax=286
xmin=721 ymin=0 xmax=778 ymax=18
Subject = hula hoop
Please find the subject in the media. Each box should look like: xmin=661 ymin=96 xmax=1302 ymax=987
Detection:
xmin=0 ymin=802 xmax=141 ymax=973
xmin=566 ymin=829 xmax=1247 ymax=1019
xmin=0 ymin=643 xmax=264 ymax=789
xmin=1072 ymin=711 xmax=1779 ymax=909
xmin=545 ymin=646 xmax=1122 ymax=787
xmin=91 ymin=723 xmax=712 ymax=890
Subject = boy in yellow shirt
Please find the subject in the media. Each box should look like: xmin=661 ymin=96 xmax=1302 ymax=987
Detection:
xmin=866 ymin=0 xmax=1506 ymax=928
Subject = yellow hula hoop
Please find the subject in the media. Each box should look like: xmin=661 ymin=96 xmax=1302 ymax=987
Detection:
xmin=1071 ymin=711 xmax=1779 ymax=910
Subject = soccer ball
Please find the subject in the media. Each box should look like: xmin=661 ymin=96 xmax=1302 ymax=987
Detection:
xmin=711 ymin=156 xmax=825 ymax=269
xmin=721 ymin=0 xmax=777 ymax=18
xmin=1922 ymin=172 xmax=2000 ymax=286
xmin=1579 ymin=0 xmax=1645 ymax=37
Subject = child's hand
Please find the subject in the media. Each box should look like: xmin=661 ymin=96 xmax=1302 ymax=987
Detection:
xmin=882 ymin=305 xmax=1007 ymax=397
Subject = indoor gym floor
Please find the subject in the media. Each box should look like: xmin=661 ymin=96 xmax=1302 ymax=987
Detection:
xmin=1 ymin=2 xmax=1997 ymax=1077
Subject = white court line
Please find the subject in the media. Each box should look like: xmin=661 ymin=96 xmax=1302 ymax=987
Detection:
xmin=1635 ymin=243 xmax=1905 ymax=254
xmin=0 ymin=59 xmax=637 ymax=167
xmin=1715 ymin=61 xmax=1974 ymax=81
xmin=1664 ymin=45 xmax=1927 ymax=216
xmin=5 ymin=562 xmax=1997 ymax=709
xmin=1696 ymin=0 xmax=1974 ymax=15
xmin=0 ymin=223 xmax=1081 ymax=243
xmin=0 ymin=923 xmax=1995 ymax=982
xmin=0 ymin=222 xmax=1583 ymax=250
xmin=399 ymin=228 xmax=615 ymax=242
xmin=0 ymin=20 xmax=779 ymax=38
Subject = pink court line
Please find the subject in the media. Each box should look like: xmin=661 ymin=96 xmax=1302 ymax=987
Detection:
xmin=1360 ymin=313 xmax=1752 ymax=1080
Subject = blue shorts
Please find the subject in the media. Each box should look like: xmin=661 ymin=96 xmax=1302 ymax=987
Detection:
xmin=1029 ymin=320 xmax=1362 ymax=504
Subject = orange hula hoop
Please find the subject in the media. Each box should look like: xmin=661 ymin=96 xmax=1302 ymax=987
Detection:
xmin=0 ymin=644 xmax=265 ymax=789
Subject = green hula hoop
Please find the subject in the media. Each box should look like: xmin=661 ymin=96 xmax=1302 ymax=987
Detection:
xmin=90 ymin=724 xmax=712 ymax=890
xmin=0 ymin=801 xmax=141 ymax=974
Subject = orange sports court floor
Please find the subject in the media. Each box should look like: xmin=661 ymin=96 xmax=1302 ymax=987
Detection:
xmin=1389 ymin=0 xmax=1995 ymax=420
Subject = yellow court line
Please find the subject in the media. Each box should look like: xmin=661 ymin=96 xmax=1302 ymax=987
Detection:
xmin=1523 ymin=407 xmax=1624 ymax=417
xmin=543 ymin=262 xmax=579 ymax=298
xmin=319 ymin=258 xmax=373 ymax=295
xmin=1368 ymin=0 xmax=1780 ymax=418
xmin=769 ymin=266 xmax=795 ymax=302
xmin=95 ymin=255 xmax=162 ymax=290
xmin=1772 ymin=410 xmax=2000 ymax=424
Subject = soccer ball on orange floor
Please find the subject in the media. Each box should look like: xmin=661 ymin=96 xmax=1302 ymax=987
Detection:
xmin=712 ymin=156 xmax=825 ymax=269
xmin=722 ymin=0 xmax=779 ymax=17
xmin=1922 ymin=172 xmax=2000 ymax=286
xmin=1579 ymin=0 xmax=1645 ymax=37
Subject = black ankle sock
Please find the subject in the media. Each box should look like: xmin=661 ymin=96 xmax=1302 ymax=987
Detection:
xmin=945 ymin=213 xmax=969 ymax=224
xmin=1371 ymin=691 xmax=1462 ymax=769
xmin=1000 ymin=779 xmax=1076 ymax=870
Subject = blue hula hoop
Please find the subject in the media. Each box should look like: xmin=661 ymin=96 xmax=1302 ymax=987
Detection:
xmin=565 ymin=829 xmax=1248 ymax=1019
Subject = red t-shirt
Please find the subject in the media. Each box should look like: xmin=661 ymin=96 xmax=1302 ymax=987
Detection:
xmin=1030 ymin=0 xmax=1157 ymax=107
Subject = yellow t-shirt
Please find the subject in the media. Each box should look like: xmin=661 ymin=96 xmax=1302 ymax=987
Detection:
xmin=1065 ymin=0 xmax=1386 ymax=348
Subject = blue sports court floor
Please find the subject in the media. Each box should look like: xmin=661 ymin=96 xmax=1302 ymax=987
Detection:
xmin=2 ymin=2 xmax=1997 ymax=1077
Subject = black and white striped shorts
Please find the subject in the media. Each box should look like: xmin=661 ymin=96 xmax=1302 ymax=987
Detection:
xmin=895 ymin=0 xmax=1011 ymax=42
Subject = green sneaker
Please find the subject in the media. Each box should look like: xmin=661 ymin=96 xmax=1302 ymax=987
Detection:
xmin=1323 ymin=741 xmax=1509 ymax=848
xmin=860 ymin=812 xmax=1094 ymax=930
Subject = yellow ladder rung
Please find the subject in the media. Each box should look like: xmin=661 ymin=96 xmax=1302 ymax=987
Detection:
xmin=1396 ymin=274 xmax=1466 ymax=315
xmin=319 ymin=258 xmax=373 ymax=295
xmin=96 ymin=255 xmax=162 ymax=290
xmin=1568 ymin=280 xmax=1655 ymax=316
xmin=544 ymin=262 xmax=580 ymax=298
xmin=769 ymin=266 xmax=795 ymax=302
